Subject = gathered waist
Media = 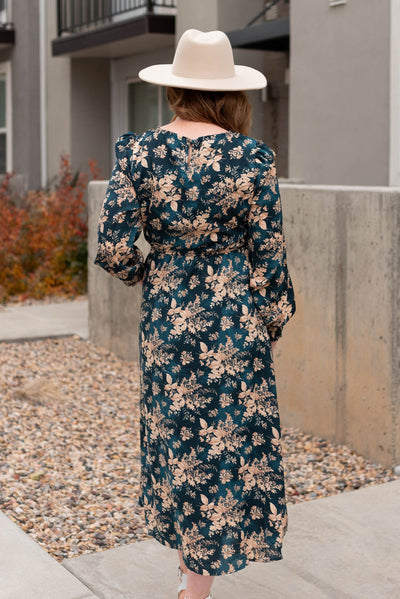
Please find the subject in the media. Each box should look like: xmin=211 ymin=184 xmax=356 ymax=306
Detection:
xmin=149 ymin=239 xmax=248 ymax=256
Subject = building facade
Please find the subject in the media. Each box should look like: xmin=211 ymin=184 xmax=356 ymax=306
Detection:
xmin=290 ymin=0 xmax=400 ymax=186
xmin=1 ymin=0 xmax=400 ymax=188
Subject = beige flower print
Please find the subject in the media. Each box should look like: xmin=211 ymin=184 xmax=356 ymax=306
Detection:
xmin=199 ymin=413 xmax=245 ymax=458
xmin=238 ymin=454 xmax=282 ymax=494
xmin=200 ymin=489 xmax=245 ymax=533
xmin=238 ymin=380 xmax=278 ymax=419
xmin=167 ymin=297 xmax=211 ymax=337
xmin=204 ymin=263 xmax=241 ymax=302
xmin=199 ymin=337 xmax=249 ymax=382
xmin=168 ymin=447 xmax=214 ymax=489
xmin=165 ymin=372 xmax=213 ymax=413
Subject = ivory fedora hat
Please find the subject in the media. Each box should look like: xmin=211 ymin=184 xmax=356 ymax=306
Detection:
xmin=138 ymin=28 xmax=267 ymax=91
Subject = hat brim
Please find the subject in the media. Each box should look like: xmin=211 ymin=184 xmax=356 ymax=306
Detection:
xmin=138 ymin=64 xmax=267 ymax=91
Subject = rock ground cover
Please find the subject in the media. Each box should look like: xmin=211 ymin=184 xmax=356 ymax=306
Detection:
xmin=0 ymin=337 xmax=397 ymax=562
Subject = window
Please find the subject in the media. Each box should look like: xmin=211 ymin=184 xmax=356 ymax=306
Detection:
xmin=0 ymin=75 xmax=6 ymax=172
xmin=0 ymin=62 xmax=11 ymax=173
xmin=0 ymin=0 xmax=8 ymax=26
xmin=127 ymin=80 xmax=173 ymax=134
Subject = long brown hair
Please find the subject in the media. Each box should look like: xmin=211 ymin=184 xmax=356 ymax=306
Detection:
xmin=166 ymin=86 xmax=252 ymax=136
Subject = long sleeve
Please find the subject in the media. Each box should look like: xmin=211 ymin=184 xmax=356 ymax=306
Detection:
xmin=94 ymin=134 xmax=145 ymax=286
xmin=247 ymin=145 xmax=296 ymax=342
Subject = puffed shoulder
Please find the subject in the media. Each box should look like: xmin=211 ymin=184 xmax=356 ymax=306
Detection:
xmin=252 ymin=139 xmax=276 ymax=167
xmin=114 ymin=131 xmax=137 ymax=159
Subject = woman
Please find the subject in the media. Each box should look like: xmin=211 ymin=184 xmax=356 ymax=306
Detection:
xmin=95 ymin=29 xmax=296 ymax=599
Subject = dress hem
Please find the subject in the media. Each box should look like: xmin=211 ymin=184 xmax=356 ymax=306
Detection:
xmin=147 ymin=528 xmax=284 ymax=577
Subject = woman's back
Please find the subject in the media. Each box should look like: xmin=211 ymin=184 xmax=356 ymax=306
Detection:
xmin=107 ymin=126 xmax=276 ymax=255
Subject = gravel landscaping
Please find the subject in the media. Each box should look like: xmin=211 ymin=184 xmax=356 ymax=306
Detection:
xmin=0 ymin=337 xmax=397 ymax=563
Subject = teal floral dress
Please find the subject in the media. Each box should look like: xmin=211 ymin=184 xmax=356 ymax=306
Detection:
xmin=94 ymin=127 xmax=296 ymax=577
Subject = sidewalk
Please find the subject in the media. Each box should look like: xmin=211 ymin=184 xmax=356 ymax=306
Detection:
xmin=0 ymin=510 xmax=97 ymax=599
xmin=62 ymin=480 xmax=400 ymax=599
xmin=1 ymin=479 xmax=399 ymax=599
xmin=0 ymin=298 xmax=88 ymax=342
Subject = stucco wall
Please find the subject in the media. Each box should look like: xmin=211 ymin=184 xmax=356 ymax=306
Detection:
xmin=390 ymin=0 xmax=400 ymax=185
xmin=46 ymin=6 xmax=111 ymax=182
xmin=88 ymin=180 xmax=400 ymax=468
xmin=11 ymin=0 xmax=41 ymax=188
xmin=71 ymin=58 xmax=111 ymax=177
xmin=176 ymin=0 xmax=264 ymax=39
xmin=289 ymin=0 xmax=391 ymax=186
xmin=46 ymin=0 xmax=72 ymax=183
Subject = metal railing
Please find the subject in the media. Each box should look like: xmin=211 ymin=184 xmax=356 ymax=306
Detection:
xmin=247 ymin=0 xmax=289 ymax=27
xmin=57 ymin=0 xmax=177 ymax=36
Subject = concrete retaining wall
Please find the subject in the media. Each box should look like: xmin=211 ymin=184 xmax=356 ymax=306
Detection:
xmin=276 ymin=184 xmax=400 ymax=469
xmin=88 ymin=181 xmax=400 ymax=468
xmin=88 ymin=181 xmax=150 ymax=363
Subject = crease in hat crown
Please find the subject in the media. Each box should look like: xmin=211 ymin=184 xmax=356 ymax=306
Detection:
xmin=172 ymin=29 xmax=235 ymax=80
xmin=138 ymin=28 xmax=267 ymax=91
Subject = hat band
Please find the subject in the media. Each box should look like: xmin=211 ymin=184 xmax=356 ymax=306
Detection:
xmin=172 ymin=64 xmax=236 ymax=80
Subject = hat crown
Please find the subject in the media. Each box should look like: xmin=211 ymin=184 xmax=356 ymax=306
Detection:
xmin=172 ymin=29 xmax=235 ymax=80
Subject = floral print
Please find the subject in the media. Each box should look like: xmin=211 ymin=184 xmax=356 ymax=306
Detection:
xmin=94 ymin=127 xmax=296 ymax=576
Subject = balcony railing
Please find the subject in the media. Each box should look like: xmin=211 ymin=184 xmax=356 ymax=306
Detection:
xmin=57 ymin=0 xmax=177 ymax=36
xmin=247 ymin=0 xmax=289 ymax=26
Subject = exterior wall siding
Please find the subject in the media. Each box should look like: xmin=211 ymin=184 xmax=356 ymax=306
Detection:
xmin=289 ymin=0 xmax=391 ymax=185
xmin=6 ymin=0 xmax=397 ymax=191
xmin=11 ymin=0 xmax=41 ymax=189
xmin=71 ymin=58 xmax=111 ymax=178
xmin=46 ymin=0 xmax=72 ymax=184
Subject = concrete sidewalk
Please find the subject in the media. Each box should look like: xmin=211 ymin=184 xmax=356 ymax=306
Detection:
xmin=0 ymin=298 xmax=88 ymax=342
xmin=0 ymin=510 xmax=97 ymax=599
xmin=59 ymin=479 xmax=397 ymax=599
xmin=1 ymin=446 xmax=399 ymax=599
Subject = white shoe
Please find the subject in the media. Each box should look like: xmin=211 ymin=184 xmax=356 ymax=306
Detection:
xmin=177 ymin=564 xmax=188 ymax=598
xmin=177 ymin=564 xmax=214 ymax=599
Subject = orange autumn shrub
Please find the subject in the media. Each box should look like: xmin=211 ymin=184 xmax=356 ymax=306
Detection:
xmin=0 ymin=155 xmax=101 ymax=303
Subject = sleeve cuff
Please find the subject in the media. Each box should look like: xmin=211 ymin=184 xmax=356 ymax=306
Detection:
xmin=267 ymin=324 xmax=283 ymax=342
